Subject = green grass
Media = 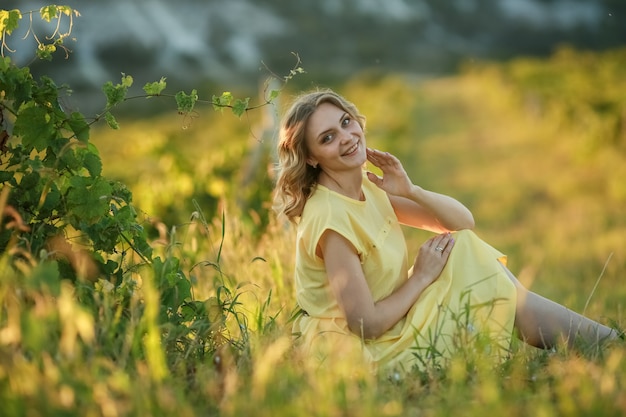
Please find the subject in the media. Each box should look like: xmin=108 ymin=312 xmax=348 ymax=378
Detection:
xmin=2 ymin=48 xmax=626 ymax=415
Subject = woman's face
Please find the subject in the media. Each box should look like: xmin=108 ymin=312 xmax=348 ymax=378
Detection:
xmin=304 ymin=102 xmax=366 ymax=173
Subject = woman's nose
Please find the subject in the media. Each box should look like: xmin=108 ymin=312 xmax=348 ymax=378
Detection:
xmin=341 ymin=131 xmax=354 ymax=143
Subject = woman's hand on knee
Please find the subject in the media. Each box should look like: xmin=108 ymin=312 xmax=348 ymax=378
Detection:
xmin=412 ymin=233 xmax=454 ymax=287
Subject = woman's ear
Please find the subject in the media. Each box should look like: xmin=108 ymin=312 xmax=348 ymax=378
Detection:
xmin=306 ymin=158 xmax=318 ymax=169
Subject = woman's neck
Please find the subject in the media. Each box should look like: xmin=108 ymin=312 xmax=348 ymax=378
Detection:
xmin=318 ymin=169 xmax=364 ymax=201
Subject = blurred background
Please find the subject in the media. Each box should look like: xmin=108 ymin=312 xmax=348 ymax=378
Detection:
xmin=5 ymin=0 xmax=625 ymax=112
xmin=3 ymin=0 xmax=625 ymax=315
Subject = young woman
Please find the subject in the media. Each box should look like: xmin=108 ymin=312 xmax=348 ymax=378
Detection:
xmin=272 ymin=89 xmax=618 ymax=372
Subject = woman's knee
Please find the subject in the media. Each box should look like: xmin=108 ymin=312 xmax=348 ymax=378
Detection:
xmin=498 ymin=261 xmax=520 ymax=284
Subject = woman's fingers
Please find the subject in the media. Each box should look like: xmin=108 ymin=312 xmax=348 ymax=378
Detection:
xmin=367 ymin=148 xmax=396 ymax=167
xmin=365 ymin=171 xmax=383 ymax=187
xmin=367 ymin=148 xmax=407 ymax=180
xmin=366 ymin=148 xmax=381 ymax=166
xmin=430 ymin=233 xmax=455 ymax=256
xmin=440 ymin=236 xmax=454 ymax=259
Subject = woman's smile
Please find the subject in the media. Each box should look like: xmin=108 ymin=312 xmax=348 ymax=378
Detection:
xmin=342 ymin=140 xmax=360 ymax=157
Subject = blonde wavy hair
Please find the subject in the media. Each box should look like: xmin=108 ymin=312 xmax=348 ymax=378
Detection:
xmin=272 ymin=89 xmax=366 ymax=223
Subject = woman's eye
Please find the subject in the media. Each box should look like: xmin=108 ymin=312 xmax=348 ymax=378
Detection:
xmin=342 ymin=117 xmax=351 ymax=126
xmin=322 ymin=134 xmax=333 ymax=143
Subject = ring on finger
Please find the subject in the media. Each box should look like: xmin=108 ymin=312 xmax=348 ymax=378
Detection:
xmin=435 ymin=246 xmax=444 ymax=252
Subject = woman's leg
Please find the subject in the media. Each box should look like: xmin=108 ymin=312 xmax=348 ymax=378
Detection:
xmin=500 ymin=264 xmax=617 ymax=349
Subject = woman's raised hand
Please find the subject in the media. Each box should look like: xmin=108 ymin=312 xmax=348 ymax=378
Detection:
xmin=366 ymin=148 xmax=415 ymax=198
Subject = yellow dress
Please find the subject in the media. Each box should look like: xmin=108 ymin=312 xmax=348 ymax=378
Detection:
xmin=292 ymin=173 xmax=517 ymax=373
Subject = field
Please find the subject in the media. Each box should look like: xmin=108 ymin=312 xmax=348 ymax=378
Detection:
xmin=2 ymin=47 xmax=626 ymax=415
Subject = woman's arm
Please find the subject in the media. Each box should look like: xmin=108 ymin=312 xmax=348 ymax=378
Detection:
xmin=320 ymin=229 xmax=454 ymax=340
xmin=389 ymin=190 xmax=475 ymax=232
xmin=366 ymin=148 xmax=474 ymax=232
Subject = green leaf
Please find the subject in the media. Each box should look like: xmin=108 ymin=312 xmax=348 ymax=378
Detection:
xmin=26 ymin=156 xmax=44 ymax=172
xmin=102 ymin=82 xmax=124 ymax=106
xmin=174 ymin=275 xmax=192 ymax=302
xmin=82 ymin=150 xmax=102 ymax=178
xmin=232 ymin=97 xmax=250 ymax=118
xmin=0 ymin=9 xmax=22 ymax=35
xmin=0 ymin=59 xmax=27 ymax=86
xmin=285 ymin=66 xmax=306 ymax=81
xmin=180 ymin=302 xmax=203 ymax=322
xmin=0 ymin=170 xmax=13 ymax=183
xmin=102 ymin=74 xmax=133 ymax=108
xmin=19 ymin=171 xmax=40 ymax=190
xmin=0 ymin=56 xmax=9 ymax=70
xmin=268 ymin=89 xmax=280 ymax=101
xmin=32 ymin=76 xmax=61 ymax=109
xmin=0 ymin=56 xmax=12 ymax=72
xmin=120 ymin=74 xmax=133 ymax=88
xmin=85 ymin=215 xmax=122 ymax=254
xmin=212 ymin=91 xmax=233 ymax=111
xmin=14 ymin=106 xmax=55 ymax=152
xmin=112 ymin=205 xmax=136 ymax=226
xmin=155 ymin=256 xmax=192 ymax=309
xmin=40 ymin=185 xmax=61 ymax=217
xmin=39 ymin=6 xmax=60 ymax=22
xmin=132 ymin=234 xmax=153 ymax=261
xmin=57 ymin=6 xmax=75 ymax=18
xmin=104 ymin=111 xmax=119 ymax=129
xmin=143 ymin=77 xmax=167 ymax=96
xmin=111 ymin=181 xmax=133 ymax=205
xmin=175 ymin=89 xmax=198 ymax=114
xmin=67 ymin=111 xmax=89 ymax=142
xmin=0 ymin=61 xmax=33 ymax=108
xmin=67 ymin=177 xmax=112 ymax=223
xmin=99 ymin=259 xmax=119 ymax=275
xmin=60 ymin=148 xmax=81 ymax=171
xmin=36 ymin=43 xmax=56 ymax=61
